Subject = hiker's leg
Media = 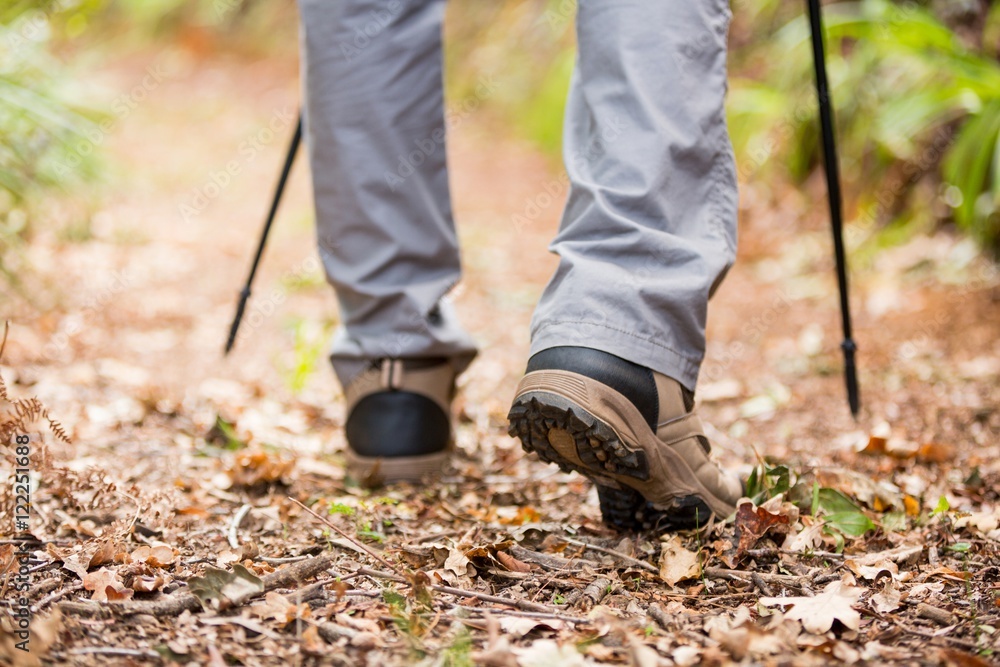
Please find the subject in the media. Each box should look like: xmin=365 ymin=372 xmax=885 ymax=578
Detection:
xmin=299 ymin=0 xmax=476 ymax=387
xmin=529 ymin=0 xmax=737 ymax=392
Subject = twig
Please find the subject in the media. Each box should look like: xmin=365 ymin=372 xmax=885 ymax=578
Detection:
xmin=69 ymin=648 xmax=160 ymax=659
xmin=61 ymin=551 xmax=338 ymax=617
xmin=917 ymin=603 xmax=957 ymax=626
xmin=289 ymin=497 xmax=403 ymax=577
xmin=560 ymin=537 xmax=658 ymax=575
xmin=32 ymin=582 xmax=83 ymax=613
xmin=704 ymin=567 xmax=804 ymax=586
xmin=579 ymin=577 xmax=612 ymax=611
xmin=453 ymin=604 xmax=589 ymax=625
xmin=260 ymin=555 xmax=311 ymax=564
xmin=510 ymin=545 xmax=585 ymax=572
xmin=228 ymin=504 xmax=252 ymax=549
xmin=355 ymin=567 xmax=552 ymax=613
xmin=647 ymin=603 xmax=673 ymax=631
xmin=751 ymin=573 xmax=774 ymax=597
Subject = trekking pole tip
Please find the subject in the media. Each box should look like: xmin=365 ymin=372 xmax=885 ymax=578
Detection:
xmin=224 ymin=287 xmax=252 ymax=356
xmin=842 ymin=339 xmax=860 ymax=419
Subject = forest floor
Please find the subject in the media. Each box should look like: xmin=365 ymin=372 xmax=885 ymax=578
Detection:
xmin=1 ymin=40 xmax=999 ymax=667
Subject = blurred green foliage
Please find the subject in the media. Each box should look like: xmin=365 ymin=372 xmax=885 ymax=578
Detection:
xmin=4 ymin=0 xmax=1000 ymax=261
xmin=0 ymin=0 xmax=102 ymax=281
xmin=727 ymin=0 xmax=1000 ymax=256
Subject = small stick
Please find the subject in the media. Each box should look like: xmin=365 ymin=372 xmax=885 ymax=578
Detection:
xmin=452 ymin=604 xmax=589 ymax=625
xmin=917 ymin=603 xmax=956 ymax=626
xmin=69 ymin=648 xmax=160 ymax=659
xmin=228 ymin=504 xmax=252 ymax=549
xmin=704 ymin=568 xmax=804 ymax=586
xmin=647 ymin=603 xmax=672 ymax=631
xmin=289 ymin=497 xmax=403 ymax=577
xmin=260 ymin=555 xmax=311 ymax=564
xmin=32 ymin=582 xmax=82 ymax=613
xmin=751 ymin=573 xmax=774 ymax=597
xmin=580 ymin=577 xmax=612 ymax=611
xmin=356 ymin=566 xmax=552 ymax=613
xmin=560 ymin=537 xmax=658 ymax=575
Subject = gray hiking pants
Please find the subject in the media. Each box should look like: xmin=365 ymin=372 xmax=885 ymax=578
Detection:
xmin=299 ymin=0 xmax=737 ymax=392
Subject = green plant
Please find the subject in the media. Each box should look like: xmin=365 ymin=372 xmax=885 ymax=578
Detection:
xmin=1 ymin=1 xmax=102 ymax=284
xmin=728 ymin=0 xmax=1000 ymax=256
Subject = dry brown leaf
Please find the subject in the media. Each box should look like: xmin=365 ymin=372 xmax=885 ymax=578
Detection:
xmin=870 ymin=578 xmax=903 ymax=614
xmin=495 ymin=550 xmax=532 ymax=573
xmin=760 ymin=581 xmax=863 ymax=634
xmin=132 ymin=574 xmax=166 ymax=593
xmin=659 ymin=535 xmax=700 ymax=586
xmin=83 ymin=567 xmax=134 ymax=602
xmin=917 ymin=442 xmax=955 ymax=464
xmin=131 ymin=545 xmax=177 ymax=568
xmin=735 ymin=500 xmax=791 ymax=556
xmin=227 ymin=448 xmax=295 ymax=488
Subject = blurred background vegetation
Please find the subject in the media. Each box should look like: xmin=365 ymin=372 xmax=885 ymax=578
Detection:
xmin=2 ymin=0 xmax=1000 ymax=288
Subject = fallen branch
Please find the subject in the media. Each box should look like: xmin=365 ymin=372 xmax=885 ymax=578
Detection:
xmin=560 ymin=537 xmax=658 ymax=575
xmin=60 ymin=551 xmax=338 ymax=617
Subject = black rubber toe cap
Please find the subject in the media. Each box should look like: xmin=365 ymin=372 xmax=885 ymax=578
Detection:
xmin=346 ymin=391 xmax=450 ymax=458
xmin=526 ymin=346 xmax=658 ymax=429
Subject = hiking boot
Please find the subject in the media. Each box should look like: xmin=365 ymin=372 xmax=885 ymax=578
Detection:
xmin=344 ymin=357 xmax=455 ymax=486
xmin=507 ymin=347 xmax=743 ymax=531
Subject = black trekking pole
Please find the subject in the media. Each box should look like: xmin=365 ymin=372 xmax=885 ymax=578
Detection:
xmin=224 ymin=112 xmax=303 ymax=355
xmin=804 ymin=0 xmax=860 ymax=418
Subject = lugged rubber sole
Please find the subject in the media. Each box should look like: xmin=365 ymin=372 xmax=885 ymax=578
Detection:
xmin=507 ymin=392 xmax=713 ymax=532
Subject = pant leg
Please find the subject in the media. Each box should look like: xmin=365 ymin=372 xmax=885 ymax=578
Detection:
xmin=298 ymin=0 xmax=477 ymax=388
xmin=529 ymin=0 xmax=737 ymax=392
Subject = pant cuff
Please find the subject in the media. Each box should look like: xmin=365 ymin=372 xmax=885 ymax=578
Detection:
xmin=529 ymin=320 xmax=702 ymax=392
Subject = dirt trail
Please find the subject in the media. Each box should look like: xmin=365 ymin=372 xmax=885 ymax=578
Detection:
xmin=2 ymin=45 xmax=999 ymax=665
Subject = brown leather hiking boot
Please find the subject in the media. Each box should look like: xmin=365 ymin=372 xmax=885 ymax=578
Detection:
xmin=344 ymin=358 xmax=455 ymax=486
xmin=507 ymin=347 xmax=743 ymax=531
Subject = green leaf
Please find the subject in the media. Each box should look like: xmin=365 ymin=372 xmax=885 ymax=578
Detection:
xmin=382 ymin=589 xmax=406 ymax=610
xmin=816 ymin=488 xmax=875 ymax=537
xmin=947 ymin=542 xmax=971 ymax=553
xmin=930 ymin=495 xmax=950 ymax=517
xmin=825 ymin=511 xmax=877 ymax=537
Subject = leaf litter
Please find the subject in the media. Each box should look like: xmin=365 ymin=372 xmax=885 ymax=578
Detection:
xmin=0 ymin=55 xmax=998 ymax=666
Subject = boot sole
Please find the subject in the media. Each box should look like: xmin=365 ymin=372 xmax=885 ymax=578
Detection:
xmin=507 ymin=371 xmax=733 ymax=531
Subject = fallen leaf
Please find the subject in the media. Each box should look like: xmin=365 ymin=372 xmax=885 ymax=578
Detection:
xmin=845 ymin=558 xmax=900 ymax=581
xmin=188 ymin=563 xmax=264 ymax=611
xmin=83 ymin=567 xmax=134 ymax=602
xmin=497 ymin=617 xmax=566 ymax=638
xmin=132 ymin=574 xmax=166 ymax=593
xmin=760 ymin=580 xmax=863 ymax=634
xmin=495 ymin=550 xmax=532 ymax=573
xmin=954 ymin=509 xmax=1000 ymax=535
xmin=870 ymin=578 xmax=903 ymax=614
xmin=513 ymin=639 xmax=588 ymax=667
xmin=132 ymin=545 xmax=177 ymax=568
xmin=735 ymin=500 xmax=791 ymax=556
xmin=917 ymin=442 xmax=955 ymax=464
xmin=659 ymin=535 xmax=700 ymax=586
